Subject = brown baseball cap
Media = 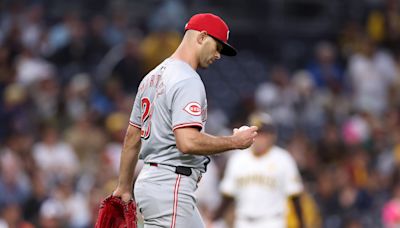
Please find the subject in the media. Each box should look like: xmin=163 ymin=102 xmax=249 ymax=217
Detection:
xmin=249 ymin=112 xmax=276 ymax=133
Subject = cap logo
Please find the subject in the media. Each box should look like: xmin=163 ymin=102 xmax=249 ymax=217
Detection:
xmin=226 ymin=30 xmax=230 ymax=40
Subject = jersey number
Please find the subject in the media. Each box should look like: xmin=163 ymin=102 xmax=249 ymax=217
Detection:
xmin=141 ymin=97 xmax=152 ymax=139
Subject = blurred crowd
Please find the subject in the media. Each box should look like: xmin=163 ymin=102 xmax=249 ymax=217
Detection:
xmin=0 ymin=0 xmax=400 ymax=228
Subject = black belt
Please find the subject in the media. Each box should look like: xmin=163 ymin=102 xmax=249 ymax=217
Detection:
xmin=147 ymin=162 xmax=192 ymax=176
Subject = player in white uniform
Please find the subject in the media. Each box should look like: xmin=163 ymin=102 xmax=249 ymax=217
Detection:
xmin=112 ymin=13 xmax=258 ymax=228
xmin=214 ymin=112 xmax=304 ymax=228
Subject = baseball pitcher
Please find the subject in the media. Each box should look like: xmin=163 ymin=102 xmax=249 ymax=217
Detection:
xmin=111 ymin=13 xmax=258 ymax=228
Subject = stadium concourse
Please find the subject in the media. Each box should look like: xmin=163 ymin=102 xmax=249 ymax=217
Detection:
xmin=0 ymin=0 xmax=399 ymax=227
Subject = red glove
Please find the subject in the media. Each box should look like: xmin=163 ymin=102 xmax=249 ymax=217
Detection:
xmin=95 ymin=195 xmax=137 ymax=228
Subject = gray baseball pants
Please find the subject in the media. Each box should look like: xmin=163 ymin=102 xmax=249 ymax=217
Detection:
xmin=134 ymin=163 xmax=204 ymax=228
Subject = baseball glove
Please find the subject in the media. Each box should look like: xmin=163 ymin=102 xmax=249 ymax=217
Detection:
xmin=95 ymin=195 xmax=137 ymax=228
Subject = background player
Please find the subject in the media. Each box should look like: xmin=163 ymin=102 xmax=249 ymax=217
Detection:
xmin=112 ymin=13 xmax=258 ymax=228
xmin=213 ymin=111 xmax=304 ymax=228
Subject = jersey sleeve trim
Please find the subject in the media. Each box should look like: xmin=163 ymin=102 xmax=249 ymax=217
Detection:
xmin=129 ymin=121 xmax=141 ymax=129
xmin=172 ymin=122 xmax=203 ymax=131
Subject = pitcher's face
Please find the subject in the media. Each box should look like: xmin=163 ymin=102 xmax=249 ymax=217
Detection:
xmin=198 ymin=35 xmax=222 ymax=68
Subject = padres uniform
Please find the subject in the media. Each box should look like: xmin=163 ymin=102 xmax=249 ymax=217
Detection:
xmin=220 ymin=146 xmax=303 ymax=228
xmin=131 ymin=58 xmax=209 ymax=228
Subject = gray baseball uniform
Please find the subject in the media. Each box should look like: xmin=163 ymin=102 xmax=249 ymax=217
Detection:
xmin=130 ymin=58 xmax=209 ymax=228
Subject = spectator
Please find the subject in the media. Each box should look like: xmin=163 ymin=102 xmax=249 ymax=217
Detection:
xmin=19 ymin=4 xmax=44 ymax=53
xmin=348 ymin=36 xmax=397 ymax=117
xmin=104 ymin=10 xmax=129 ymax=46
xmin=47 ymin=11 xmax=80 ymax=55
xmin=23 ymin=172 xmax=48 ymax=227
xmin=0 ymin=143 xmax=30 ymax=208
xmin=139 ymin=30 xmax=181 ymax=73
xmin=291 ymin=69 xmax=325 ymax=141
xmin=111 ymin=35 xmax=144 ymax=93
xmin=15 ymin=47 xmax=55 ymax=86
xmin=255 ymin=66 xmax=297 ymax=143
xmin=30 ymin=75 xmax=60 ymax=121
xmin=64 ymin=73 xmax=93 ymax=121
xmin=382 ymin=184 xmax=400 ymax=228
xmin=32 ymin=125 xmax=79 ymax=186
xmin=0 ymin=83 xmax=33 ymax=141
xmin=307 ymin=41 xmax=345 ymax=93
xmin=0 ymin=203 xmax=33 ymax=228
xmin=316 ymin=123 xmax=347 ymax=165
xmin=64 ymin=112 xmax=107 ymax=172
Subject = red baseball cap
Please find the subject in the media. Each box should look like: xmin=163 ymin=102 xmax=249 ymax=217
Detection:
xmin=185 ymin=13 xmax=237 ymax=56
